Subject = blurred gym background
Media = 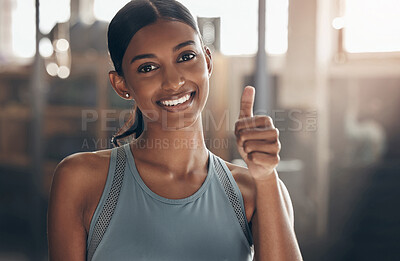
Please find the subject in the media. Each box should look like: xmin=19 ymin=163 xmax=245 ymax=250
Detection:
xmin=0 ymin=0 xmax=399 ymax=260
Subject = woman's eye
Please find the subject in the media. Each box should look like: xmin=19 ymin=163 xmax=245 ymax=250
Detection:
xmin=178 ymin=53 xmax=196 ymax=63
xmin=138 ymin=64 xmax=158 ymax=73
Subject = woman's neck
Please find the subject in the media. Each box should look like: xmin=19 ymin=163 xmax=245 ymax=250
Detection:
xmin=129 ymin=115 xmax=209 ymax=178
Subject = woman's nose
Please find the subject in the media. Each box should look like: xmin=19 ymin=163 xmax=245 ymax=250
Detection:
xmin=161 ymin=66 xmax=185 ymax=91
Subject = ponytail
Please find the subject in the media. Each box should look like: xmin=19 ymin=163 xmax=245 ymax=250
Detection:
xmin=111 ymin=105 xmax=144 ymax=147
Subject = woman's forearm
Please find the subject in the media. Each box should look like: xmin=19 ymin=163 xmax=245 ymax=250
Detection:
xmin=253 ymin=170 xmax=302 ymax=261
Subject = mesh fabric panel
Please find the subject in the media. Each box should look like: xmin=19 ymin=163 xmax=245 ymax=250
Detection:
xmin=214 ymin=157 xmax=253 ymax=246
xmin=87 ymin=146 xmax=127 ymax=261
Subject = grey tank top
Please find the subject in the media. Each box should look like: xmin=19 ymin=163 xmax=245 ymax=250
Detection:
xmin=86 ymin=144 xmax=253 ymax=261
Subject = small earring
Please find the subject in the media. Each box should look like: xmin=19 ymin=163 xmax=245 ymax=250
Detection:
xmin=125 ymin=93 xmax=130 ymax=98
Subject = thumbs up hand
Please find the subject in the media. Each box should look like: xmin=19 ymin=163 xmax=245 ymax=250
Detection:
xmin=235 ymin=86 xmax=280 ymax=180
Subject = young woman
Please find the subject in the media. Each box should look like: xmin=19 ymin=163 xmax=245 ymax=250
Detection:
xmin=47 ymin=0 xmax=302 ymax=260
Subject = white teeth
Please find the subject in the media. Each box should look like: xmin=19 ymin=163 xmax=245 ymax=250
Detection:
xmin=161 ymin=94 xmax=191 ymax=106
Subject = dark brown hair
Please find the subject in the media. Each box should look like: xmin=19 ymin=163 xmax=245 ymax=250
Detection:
xmin=108 ymin=0 xmax=201 ymax=146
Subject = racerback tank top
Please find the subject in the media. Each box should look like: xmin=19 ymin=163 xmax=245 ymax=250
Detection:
xmin=86 ymin=143 xmax=253 ymax=261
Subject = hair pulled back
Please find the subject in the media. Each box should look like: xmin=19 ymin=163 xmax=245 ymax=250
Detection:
xmin=108 ymin=0 xmax=201 ymax=146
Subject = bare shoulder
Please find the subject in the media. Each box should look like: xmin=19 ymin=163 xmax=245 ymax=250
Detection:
xmin=223 ymin=160 xmax=256 ymax=222
xmin=48 ymin=149 xmax=113 ymax=260
xmin=56 ymin=148 xmax=112 ymax=173
xmin=50 ymin=149 xmax=112 ymax=199
xmin=52 ymin=149 xmax=113 ymax=222
xmin=48 ymin=150 xmax=111 ymax=236
xmin=66 ymin=149 xmax=110 ymax=169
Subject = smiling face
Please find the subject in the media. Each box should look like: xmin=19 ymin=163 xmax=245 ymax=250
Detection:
xmin=112 ymin=19 xmax=212 ymax=130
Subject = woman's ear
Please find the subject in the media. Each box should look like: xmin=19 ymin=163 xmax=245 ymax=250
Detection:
xmin=203 ymin=46 xmax=213 ymax=78
xmin=109 ymin=71 xmax=131 ymax=100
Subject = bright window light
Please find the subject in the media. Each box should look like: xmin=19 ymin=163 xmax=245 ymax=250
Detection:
xmin=178 ymin=0 xmax=258 ymax=55
xmin=9 ymin=0 xmax=71 ymax=58
xmin=179 ymin=0 xmax=288 ymax=55
xmin=94 ymin=0 xmax=288 ymax=56
xmin=39 ymin=0 xmax=71 ymax=34
xmin=266 ymin=0 xmax=288 ymax=55
xmin=11 ymin=0 xmax=36 ymax=58
xmin=344 ymin=0 xmax=400 ymax=53
xmin=94 ymin=0 xmax=130 ymax=22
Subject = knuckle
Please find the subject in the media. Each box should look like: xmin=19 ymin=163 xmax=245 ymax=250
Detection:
xmin=252 ymin=117 xmax=262 ymax=126
xmin=255 ymin=115 xmax=265 ymax=123
xmin=256 ymin=116 xmax=273 ymax=129
xmin=234 ymin=120 xmax=240 ymax=128
xmin=273 ymin=128 xmax=279 ymax=139
xmin=274 ymin=155 xmax=280 ymax=164
xmin=263 ymin=116 xmax=273 ymax=125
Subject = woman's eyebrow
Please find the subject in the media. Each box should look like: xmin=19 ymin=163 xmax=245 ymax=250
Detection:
xmin=130 ymin=54 xmax=157 ymax=64
xmin=130 ymin=40 xmax=196 ymax=64
xmin=173 ymin=40 xmax=196 ymax=52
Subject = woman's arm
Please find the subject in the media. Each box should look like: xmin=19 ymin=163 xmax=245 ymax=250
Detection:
xmin=47 ymin=155 xmax=90 ymax=261
xmin=235 ymin=86 xmax=302 ymax=260
xmin=251 ymin=171 xmax=301 ymax=260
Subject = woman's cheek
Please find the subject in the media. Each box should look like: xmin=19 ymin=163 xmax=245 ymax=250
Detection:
xmin=186 ymin=60 xmax=209 ymax=80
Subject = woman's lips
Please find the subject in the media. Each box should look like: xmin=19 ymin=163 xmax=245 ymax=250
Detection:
xmin=157 ymin=92 xmax=196 ymax=112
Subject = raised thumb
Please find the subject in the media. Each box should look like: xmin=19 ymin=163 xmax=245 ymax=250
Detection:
xmin=239 ymin=86 xmax=255 ymax=119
